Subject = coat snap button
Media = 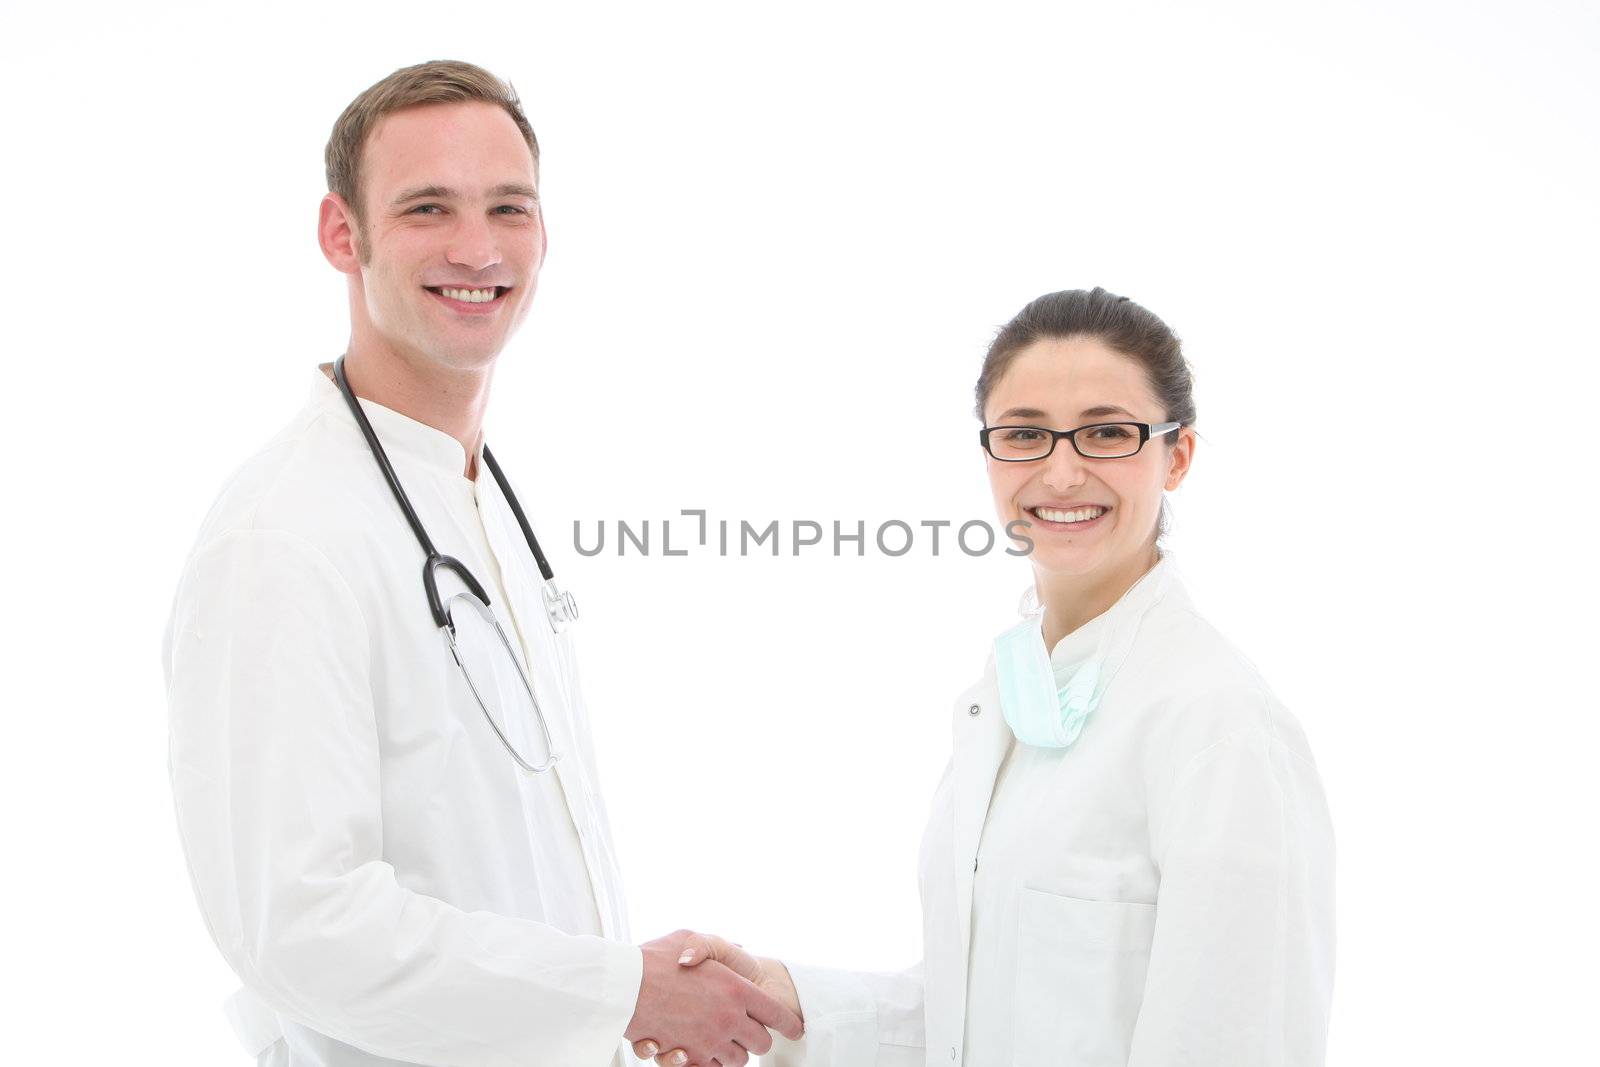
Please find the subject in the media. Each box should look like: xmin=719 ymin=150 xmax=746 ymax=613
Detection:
xmin=968 ymin=704 xmax=981 ymax=716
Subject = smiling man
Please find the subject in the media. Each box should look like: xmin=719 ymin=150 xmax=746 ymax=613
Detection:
xmin=163 ymin=61 xmax=800 ymax=1067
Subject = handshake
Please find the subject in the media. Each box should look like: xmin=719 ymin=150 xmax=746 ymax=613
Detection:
xmin=624 ymin=930 xmax=803 ymax=1067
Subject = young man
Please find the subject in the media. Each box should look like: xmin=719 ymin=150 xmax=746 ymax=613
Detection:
xmin=163 ymin=60 xmax=800 ymax=1067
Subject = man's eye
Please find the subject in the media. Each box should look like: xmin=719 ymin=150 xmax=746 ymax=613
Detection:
xmin=409 ymin=204 xmax=443 ymax=215
xmin=494 ymin=204 xmax=532 ymax=215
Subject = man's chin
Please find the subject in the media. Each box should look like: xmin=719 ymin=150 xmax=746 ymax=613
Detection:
xmin=434 ymin=349 xmax=504 ymax=374
xmin=407 ymin=329 xmax=507 ymax=372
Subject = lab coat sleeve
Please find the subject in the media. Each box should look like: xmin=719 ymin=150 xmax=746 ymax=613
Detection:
xmin=164 ymin=528 xmax=642 ymax=1067
xmin=765 ymin=961 xmax=924 ymax=1067
xmin=1127 ymin=722 xmax=1336 ymax=1067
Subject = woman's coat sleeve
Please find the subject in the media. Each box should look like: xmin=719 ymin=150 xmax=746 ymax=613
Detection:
xmin=765 ymin=961 xmax=924 ymax=1067
xmin=163 ymin=528 xmax=642 ymax=1067
xmin=1128 ymin=719 xmax=1336 ymax=1067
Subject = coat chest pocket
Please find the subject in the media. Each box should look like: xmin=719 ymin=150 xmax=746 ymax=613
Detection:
xmin=1013 ymin=888 xmax=1156 ymax=1066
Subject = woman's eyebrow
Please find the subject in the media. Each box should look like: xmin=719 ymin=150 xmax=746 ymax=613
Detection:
xmin=995 ymin=407 xmax=1049 ymax=421
xmin=994 ymin=404 xmax=1137 ymax=422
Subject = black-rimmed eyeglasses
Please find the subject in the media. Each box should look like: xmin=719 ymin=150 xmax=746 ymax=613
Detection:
xmin=980 ymin=421 xmax=1181 ymax=461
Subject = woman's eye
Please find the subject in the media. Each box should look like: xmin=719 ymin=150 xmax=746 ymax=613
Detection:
xmin=1001 ymin=429 xmax=1045 ymax=442
xmin=1088 ymin=425 xmax=1134 ymax=439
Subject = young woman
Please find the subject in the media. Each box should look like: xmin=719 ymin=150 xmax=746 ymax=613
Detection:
xmin=638 ymin=288 xmax=1335 ymax=1067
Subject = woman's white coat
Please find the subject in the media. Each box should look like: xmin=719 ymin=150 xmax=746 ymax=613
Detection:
xmin=771 ymin=557 xmax=1334 ymax=1066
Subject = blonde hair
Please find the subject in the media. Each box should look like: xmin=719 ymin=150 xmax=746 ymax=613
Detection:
xmin=325 ymin=59 xmax=539 ymax=231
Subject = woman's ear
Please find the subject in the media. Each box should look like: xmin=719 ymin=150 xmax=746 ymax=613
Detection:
xmin=1164 ymin=427 xmax=1196 ymax=491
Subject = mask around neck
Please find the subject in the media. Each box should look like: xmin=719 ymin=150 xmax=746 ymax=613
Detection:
xmin=993 ymin=557 xmax=1171 ymax=749
xmin=993 ymin=612 xmax=1105 ymax=748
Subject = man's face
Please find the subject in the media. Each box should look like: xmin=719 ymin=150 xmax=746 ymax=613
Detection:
xmin=337 ymin=101 xmax=546 ymax=372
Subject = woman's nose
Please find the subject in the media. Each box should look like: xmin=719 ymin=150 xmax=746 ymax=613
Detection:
xmin=1040 ymin=443 xmax=1089 ymax=490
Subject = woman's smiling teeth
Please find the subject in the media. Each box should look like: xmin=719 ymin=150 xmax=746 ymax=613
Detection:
xmin=1031 ymin=505 xmax=1108 ymax=524
xmin=432 ymin=286 xmax=499 ymax=303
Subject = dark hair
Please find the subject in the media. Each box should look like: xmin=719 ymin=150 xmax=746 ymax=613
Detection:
xmin=974 ymin=287 xmax=1196 ymax=434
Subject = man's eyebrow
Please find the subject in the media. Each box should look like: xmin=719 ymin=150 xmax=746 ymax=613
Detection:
xmin=490 ymin=182 xmax=539 ymax=200
xmin=392 ymin=184 xmax=455 ymax=206
xmin=390 ymin=182 xmax=540 ymax=206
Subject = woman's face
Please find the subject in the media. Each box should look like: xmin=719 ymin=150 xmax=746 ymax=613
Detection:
xmin=983 ymin=336 xmax=1195 ymax=581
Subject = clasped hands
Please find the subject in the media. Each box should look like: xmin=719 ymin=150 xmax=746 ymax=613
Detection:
xmin=625 ymin=930 xmax=802 ymax=1067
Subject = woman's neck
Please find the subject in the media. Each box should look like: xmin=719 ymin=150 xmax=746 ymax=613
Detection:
xmin=1035 ymin=542 xmax=1162 ymax=652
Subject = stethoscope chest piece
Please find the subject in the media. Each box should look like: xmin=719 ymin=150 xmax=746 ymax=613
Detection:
xmin=543 ymin=580 xmax=580 ymax=633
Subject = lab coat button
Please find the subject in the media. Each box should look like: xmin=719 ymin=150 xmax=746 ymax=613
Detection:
xmin=968 ymin=703 xmax=981 ymax=716
xmin=950 ymin=1047 xmax=957 ymax=1060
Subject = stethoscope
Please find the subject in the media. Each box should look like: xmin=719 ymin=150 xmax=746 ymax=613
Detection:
xmin=332 ymin=354 xmax=578 ymax=773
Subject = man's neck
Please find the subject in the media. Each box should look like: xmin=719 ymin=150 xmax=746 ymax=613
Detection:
xmin=330 ymin=339 xmax=492 ymax=481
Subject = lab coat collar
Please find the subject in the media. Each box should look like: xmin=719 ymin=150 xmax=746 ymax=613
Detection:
xmin=310 ymin=365 xmax=485 ymax=483
xmin=1027 ymin=550 xmax=1177 ymax=672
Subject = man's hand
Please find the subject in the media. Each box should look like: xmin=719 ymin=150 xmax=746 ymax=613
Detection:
xmin=632 ymin=933 xmax=803 ymax=1067
xmin=626 ymin=930 xmax=803 ymax=1067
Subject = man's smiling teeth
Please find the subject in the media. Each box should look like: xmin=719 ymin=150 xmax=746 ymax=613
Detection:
xmin=1033 ymin=505 xmax=1107 ymax=524
xmin=438 ymin=287 xmax=497 ymax=303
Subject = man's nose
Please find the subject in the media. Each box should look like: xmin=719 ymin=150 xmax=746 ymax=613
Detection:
xmin=1040 ymin=442 xmax=1089 ymax=491
xmin=445 ymin=213 xmax=502 ymax=273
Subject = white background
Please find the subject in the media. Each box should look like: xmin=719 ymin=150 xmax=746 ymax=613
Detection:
xmin=3 ymin=0 xmax=1596 ymax=1062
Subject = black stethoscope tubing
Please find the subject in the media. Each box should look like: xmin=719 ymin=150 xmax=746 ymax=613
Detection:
xmin=331 ymin=354 xmax=558 ymax=629
xmin=331 ymin=355 xmax=573 ymax=773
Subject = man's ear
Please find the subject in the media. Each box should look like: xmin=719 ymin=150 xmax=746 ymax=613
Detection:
xmin=318 ymin=193 xmax=363 ymax=274
xmin=1164 ymin=427 xmax=1196 ymax=491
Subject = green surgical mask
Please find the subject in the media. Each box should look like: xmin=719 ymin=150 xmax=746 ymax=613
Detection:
xmin=993 ymin=558 xmax=1171 ymax=748
xmin=993 ymin=613 xmax=1105 ymax=748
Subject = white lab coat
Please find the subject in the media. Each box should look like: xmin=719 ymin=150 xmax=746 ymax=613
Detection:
xmin=164 ymin=369 xmax=643 ymax=1066
xmin=771 ymin=556 xmax=1334 ymax=1066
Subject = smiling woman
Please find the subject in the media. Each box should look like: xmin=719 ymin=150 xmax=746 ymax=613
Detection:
xmin=785 ymin=289 xmax=1330 ymax=1063
xmin=639 ymin=287 xmax=1336 ymax=1067
xmin=974 ymin=289 xmax=1196 ymax=646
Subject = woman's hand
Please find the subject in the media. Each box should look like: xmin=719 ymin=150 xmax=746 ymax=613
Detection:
xmin=631 ymin=933 xmax=803 ymax=1067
